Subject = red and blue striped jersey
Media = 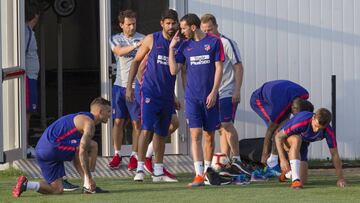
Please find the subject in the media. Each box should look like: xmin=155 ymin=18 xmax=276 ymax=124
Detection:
xmin=37 ymin=112 xmax=94 ymax=152
xmin=282 ymin=111 xmax=337 ymax=148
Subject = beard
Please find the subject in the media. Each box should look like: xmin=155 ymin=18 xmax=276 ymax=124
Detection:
xmin=166 ymin=29 xmax=176 ymax=37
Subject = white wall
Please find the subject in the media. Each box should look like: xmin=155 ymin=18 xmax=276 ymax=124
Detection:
xmin=188 ymin=0 xmax=360 ymax=159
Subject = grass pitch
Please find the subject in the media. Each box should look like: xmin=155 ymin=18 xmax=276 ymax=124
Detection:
xmin=1 ymin=168 xmax=360 ymax=203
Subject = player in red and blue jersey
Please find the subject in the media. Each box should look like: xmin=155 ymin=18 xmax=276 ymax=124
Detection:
xmin=169 ymin=13 xmax=224 ymax=187
xmin=12 ymin=98 xmax=111 ymax=198
xmin=275 ymin=108 xmax=346 ymax=189
xmin=250 ymin=80 xmax=309 ymax=174
xmin=126 ymin=9 xmax=180 ymax=183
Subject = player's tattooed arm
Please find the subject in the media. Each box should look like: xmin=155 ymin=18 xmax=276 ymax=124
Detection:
xmin=330 ymin=148 xmax=346 ymax=187
xmin=79 ymin=120 xmax=95 ymax=179
xmin=275 ymin=130 xmax=290 ymax=172
xmin=261 ymin=122 xmax=279 ymax=164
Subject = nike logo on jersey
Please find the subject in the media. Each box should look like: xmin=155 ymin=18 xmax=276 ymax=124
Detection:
xmin=187 ymin=48 xmax=194 ymax=51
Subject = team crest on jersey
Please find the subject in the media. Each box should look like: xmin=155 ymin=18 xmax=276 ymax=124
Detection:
xmin=204 ymin=44 xmax=210 ymax=51
xmin=70 ymin=139 xmax=77 ymax=144
xmin=145 ymin=97 xmax=151 ymax=104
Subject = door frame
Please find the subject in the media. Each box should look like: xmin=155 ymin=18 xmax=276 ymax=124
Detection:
xmin=0 ymin=0 xmax=27 ymax=163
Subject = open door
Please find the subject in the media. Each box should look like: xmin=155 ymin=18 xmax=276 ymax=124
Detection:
xmin=0 ymin=0 xmax=27 ymax=163
xmin=99 ymin=0 xmax=189 ymax=156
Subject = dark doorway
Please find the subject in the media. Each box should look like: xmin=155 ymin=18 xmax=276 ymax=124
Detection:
xmin=29 ymin=0 xmax=169 ymax=156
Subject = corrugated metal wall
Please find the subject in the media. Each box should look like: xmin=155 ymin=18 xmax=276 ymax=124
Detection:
xmin=188 ymin=0 xmax=360 ymax=159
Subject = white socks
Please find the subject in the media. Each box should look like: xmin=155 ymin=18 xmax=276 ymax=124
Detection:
xmin=290 ymin=159 xmax=300 ymax=182
xmin=137 ymin=161 xmax=145 ymax=172
xmin=146 ymin=141 xmax=154 ymax=158
xmin=26 ymin=181 xmax=40 ymax=191
xmin=204 ymin=160 xmax=211 ymax=173
xmin=130 ymin=151 xmax=137 ymax=158
xmin=194 ymin=161 xmax=204 ymax=176
xmin=267 ymin=154 xmax=279 ymax=168
xmin=154 ymin=163 xmax=164 ymax=176
xmin=114 ymin=150 xmax=121 ymax=156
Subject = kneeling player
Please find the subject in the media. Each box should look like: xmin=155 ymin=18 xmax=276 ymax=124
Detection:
xmin=12 ymin=97 xmax=111 ymax=198
xmin=275 ymin=108 xmax=346 ymax=189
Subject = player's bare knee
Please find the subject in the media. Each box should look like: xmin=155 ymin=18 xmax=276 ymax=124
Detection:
xmin=191 ymin=134 xmax=202 ymax=143
xmin=221 ymin=122 xmax=233 ymax=132
xmin=170 ymin=120 xmax=179 ymax=132
xmin=204 ymin=135 xmax=214 ymax=144
xmin=113 ymin=119 xmax=124 ymax=127
xmin=132 ymin=121 xmax=141 ymax=131
xmin=287 ymin=135 xmax=301 ymax=147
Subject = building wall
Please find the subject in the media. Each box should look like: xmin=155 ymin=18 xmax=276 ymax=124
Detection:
xmin=188 ymin=0 xmax=360 ymax=159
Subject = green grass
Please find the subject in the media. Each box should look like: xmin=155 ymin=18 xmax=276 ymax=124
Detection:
xmin=1 ymin=170 xmax=360 ymax=203
xmin=0 ymin=167 xmax=26 ymax=177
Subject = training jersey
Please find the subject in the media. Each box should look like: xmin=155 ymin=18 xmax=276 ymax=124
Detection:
xmin=282 ymin=111 xmax=337 ymax=149
xmin=176 ymin=33 xmax=224 ymax=100
xmin=141 ymin=31 xmax=176 ymax=101
xmin=25 ymin=25 xmax=40 ymax=80
xmin=255 ymin=80 xmax=309 ymax=123
xmin=219 ymin=34 xmax=242 ymax=99
xmin=36 ymin=112 xmax=95 ymax=157
xmin=109 ymin=32 xmax=145 ymax=87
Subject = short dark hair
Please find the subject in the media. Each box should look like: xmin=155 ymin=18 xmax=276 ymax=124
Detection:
xmin=90 ymin=97 xmax=111 ymax=107
xmin=180 ymin=13 xmax=201 ymax=28
xmin=25 ymin=3 xmax=39 ymax=22
xmin=298 ymin=100 xmax=314 ymax=112
xmin=161 ymin=9 xmax=178 ymax=22
xmin=315 ymin=108 xmax=332 ymax=126
xmin=200 ymin=14 xmax=217 ymax=26
xmin=118 ymin=9 xmax=137 ymax=24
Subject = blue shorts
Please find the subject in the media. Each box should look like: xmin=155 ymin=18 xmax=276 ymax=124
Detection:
xmin=141 ymin=94 xmax=173 ymax=137
xmin=219 ymin=97 xmax=238 ymax=123
xmin=300 ymin=141 xmax=310 ymax=161
xmin=35 ymin=147 xmax=74 ymax=184
xmin=26 ymin=77 xmax=38 ymax=113
xmin=250 ymin=89 xmax=290 ymax=125
xmin=185 ymin=97 xmax=220 ymax=132
xmin=112 ymin=85 xmax=140 ymax=121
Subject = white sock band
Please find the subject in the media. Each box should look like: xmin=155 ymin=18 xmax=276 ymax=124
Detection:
xmin=290 ymin=159 xmax=301 ymax=182
xmin=27 ymin=181 xmax=40 ymax=191
xmin=194 ymin=161 xmax=204 ymax=176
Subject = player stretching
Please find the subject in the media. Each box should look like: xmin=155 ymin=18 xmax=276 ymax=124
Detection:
xmin=250 ymin=80 xmax=309 ymax=176
xmin=12 ymin=98 xmax=111 ymax=197
xmin=275 ymin=108 xmax=346 ymax=189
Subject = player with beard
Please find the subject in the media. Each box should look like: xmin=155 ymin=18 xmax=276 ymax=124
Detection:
xmin=126 ymin=9 xmax=179 ymax=182
xmin=169 ymin=13 xmax=225 ymax=187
